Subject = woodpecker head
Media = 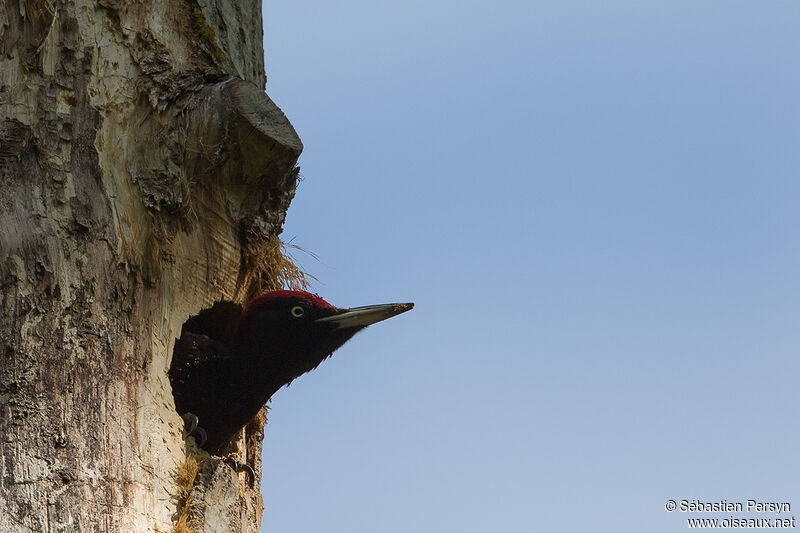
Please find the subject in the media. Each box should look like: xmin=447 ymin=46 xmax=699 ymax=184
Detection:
xmin=233 ymin=290 xmax=413 ymax=384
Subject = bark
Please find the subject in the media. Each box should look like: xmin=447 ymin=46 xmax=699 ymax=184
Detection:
xmin=0 ymin=0 xmax=301 ymax=531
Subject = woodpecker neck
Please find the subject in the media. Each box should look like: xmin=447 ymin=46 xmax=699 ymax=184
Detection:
xmin=232 ymin=324 xmax=364 ymax=393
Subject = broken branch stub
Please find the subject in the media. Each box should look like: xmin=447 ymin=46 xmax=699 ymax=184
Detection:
xmin=184 ymin=78 xmax=303 ymax=225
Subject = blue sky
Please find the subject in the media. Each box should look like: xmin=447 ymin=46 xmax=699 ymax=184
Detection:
xmin=259 ymin=2 xmax=800 ymax=531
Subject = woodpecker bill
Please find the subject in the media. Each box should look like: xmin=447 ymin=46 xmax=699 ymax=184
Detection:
xmin=168 ymin=290 xmax=413 ymax=452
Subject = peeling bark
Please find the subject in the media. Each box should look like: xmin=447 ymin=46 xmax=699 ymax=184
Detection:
xmin=0 ymin=0 xmax=301 ymax=531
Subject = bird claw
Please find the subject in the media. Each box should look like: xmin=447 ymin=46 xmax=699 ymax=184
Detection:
xmin=181 ymin=413 xmax=208 ymax=448
xmin=194 ymin=426 xmax=207 ymax=448
xmin=223 ymin=457 xmax=256 ymax=487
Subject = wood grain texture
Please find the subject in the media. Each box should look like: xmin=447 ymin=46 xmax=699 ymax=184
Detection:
xmin=0 ymin=0 xmax=300 ymax=530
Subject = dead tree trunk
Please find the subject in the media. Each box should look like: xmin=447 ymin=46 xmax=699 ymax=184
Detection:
xmin=0 ymin=0 xmax=302 ymax=531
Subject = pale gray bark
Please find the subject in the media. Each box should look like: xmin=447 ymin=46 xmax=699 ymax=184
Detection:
xmin=0 ymin=0 xmax=301 ymax=531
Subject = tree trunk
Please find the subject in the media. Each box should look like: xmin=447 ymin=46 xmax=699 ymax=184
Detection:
xmin=0 ymin=1 xmax=302 ymax=531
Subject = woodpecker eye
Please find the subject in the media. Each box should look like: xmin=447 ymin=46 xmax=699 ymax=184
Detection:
xmin=290 ymin=305 xmax=305 ymax=318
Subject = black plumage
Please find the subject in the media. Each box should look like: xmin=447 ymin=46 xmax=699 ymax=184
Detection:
xmin=169 ymin=290 xmax=413 ymax=452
